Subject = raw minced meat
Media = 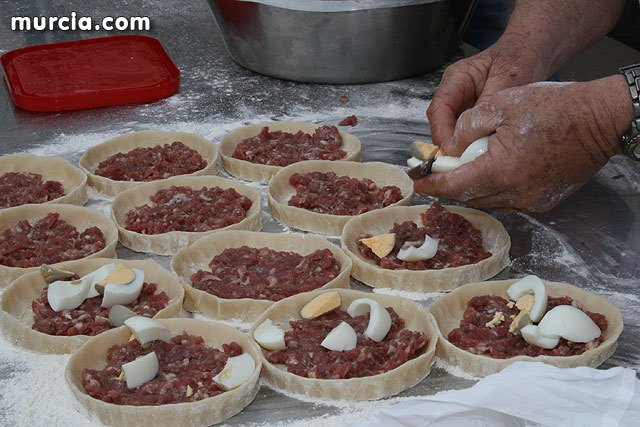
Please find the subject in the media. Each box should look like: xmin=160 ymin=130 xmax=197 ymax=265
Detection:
xmin=190 ymin=246 xmax=341 ymax=301
xmin=0 ymin=213 xmax=106 ymax=268
xmin=124 ymin=185 xmax=253 ymax=234
xmin=232 ymin=125 xmax=346 ymax=166
xmin=0 ymin=172 xmax=65 ymax=208
xmin=288 ymin=171 xmax=402 ymax=215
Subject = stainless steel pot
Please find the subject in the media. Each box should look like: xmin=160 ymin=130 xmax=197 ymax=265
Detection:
xmin=207 ymin=0 xmax=478 ymax=84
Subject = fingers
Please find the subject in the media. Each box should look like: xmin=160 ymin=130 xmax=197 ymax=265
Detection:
xmin=442 ymin=103 xmax=503 ymax=155
xmin=413 ymin=152 xmax=499 ymax=201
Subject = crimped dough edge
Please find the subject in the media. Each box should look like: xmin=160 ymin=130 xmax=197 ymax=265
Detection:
xmin=171 ymin=230 xmax=353 ymax=322
xmin=0 ymin=204 xmax=118 ymax=288
xmin=0 ymin=258 xmax=185 ymax=354
xmin=79 ymin=130 xmax=218 ymax=197
xmin=428 ymin=279 xmax=623 ymax=377
xmin=220 ymin=121 xmax=362 ymax=183
xmin=340 ymin=204 xmax=511 ymax=292
xmin=65 ymin=319 xmax=262 ymax=427
xmin=111 ymin=175 xmax=262 ymax=256
xmin=267 ymin=160 xmax=414 ymax=236
xmin=250 ymin=288 xmax=437 ymax=401
xmin=0 ymin=153 xmax=88 ymax=207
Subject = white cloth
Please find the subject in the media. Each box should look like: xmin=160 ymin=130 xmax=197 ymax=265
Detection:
xmin=351 ymin=362 xmax=640 ymax=427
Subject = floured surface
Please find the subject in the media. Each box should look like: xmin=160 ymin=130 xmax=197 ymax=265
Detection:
xmin=1 ymin=0 xmax=639 ymax=425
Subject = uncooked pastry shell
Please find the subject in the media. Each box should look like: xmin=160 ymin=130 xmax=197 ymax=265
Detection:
xmin=0 ymin=153 xmax=88 ymax=207
xmin=428 ymin=279 xmax=624 ymax=377
xmin=0 ymin=204 xmax=118 ymax=288
xmin=268 ymin=160 xmax=414 ymax=236
xmin=172 ymin=230 xmax=353 ymax=322
xmin=111 ymin=175 xmax=262 ymax=256
xmin=341 ymin=204 xmax=511 ymax=292
xmin=80 ymin=130 xmax=218 ymax=197
xmin=0 ymin=258 xmax=185 ymax=354
xmin=250 ymin=288 xmax=437 ymax=401
xmin=65 ymin=319 xmax=262 ymax=427
xmin=220 ymin=121 xmax=362 ymax=183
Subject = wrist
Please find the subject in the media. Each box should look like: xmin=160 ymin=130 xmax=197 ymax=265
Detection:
xmin=489 ymin=33 xmax=553 ymax=82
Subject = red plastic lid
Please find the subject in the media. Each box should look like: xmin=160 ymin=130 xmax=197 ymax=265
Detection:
xmin=1 ymin=35 xmax=180 ymax=112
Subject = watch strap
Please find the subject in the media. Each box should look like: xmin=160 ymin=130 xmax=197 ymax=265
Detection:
xmin=619 ymin=64 xmax=640 ymax=160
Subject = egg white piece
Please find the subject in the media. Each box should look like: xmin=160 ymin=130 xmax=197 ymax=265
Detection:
xmin=122 ymin=351 xmax=159 ymax=389
xmin=431 ymin=156 xmax=462 ymax=173
xmin=407 ymin=156 xmax=423 ymax=169
xmin=397 ymin=235 xmax=439 ymax=262
xmin=538 ymin=305 xmax=602 ymax=343
xmin=507 ymin=275 xmax=548 ymax=322
xmin=347 ymin=298 xmax=392 ymax=342
xmin=124 ymin=316 xmax=172 ymax=345
xmin=459 ymin=136 xmax=489 ymax=164
xmin=213 ymin=353 xmax=255 ymax=391
xmin=83 ymin=263 xmax=119 ymax=299
xmin=253 ymin=319 xmax=286 ymax=351
xmin=47 ymin=277 xmax=92 ymax=312
xmin=520 ymin=324 xmax=560 ymax=349
xmin=109 ymin=304 xmax=138 ymax=327
xmin=321 ymin=321 xmax=357 ymax=351
xmin=101 ymin=268 xmax=145 ymax=308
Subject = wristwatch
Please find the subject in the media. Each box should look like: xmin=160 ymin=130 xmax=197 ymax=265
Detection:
xmin=619 ymin=64 xmax=640 ymax=160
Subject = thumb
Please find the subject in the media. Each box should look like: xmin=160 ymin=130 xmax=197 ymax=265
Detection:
xmin=441 ymin=103 xmax=502 ymax=156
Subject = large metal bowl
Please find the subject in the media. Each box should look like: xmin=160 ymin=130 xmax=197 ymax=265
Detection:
xmin=207 ymin=0 xmax=477 ymax=84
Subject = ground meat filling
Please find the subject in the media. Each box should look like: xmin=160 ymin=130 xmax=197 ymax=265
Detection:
xmin=232 ymin=125 xmax=347 ymax=166
xmin=448 ymin=295 xmax=608 ymax=359
xmin=0 ymin=172 xmax=65 ymax=208
xmin=266 ymin=308 xmax=427 ymax=379
xmin=190 ymin=247 xmax=341 ymax=301
xmin=338 ymin=115 xmax=357 ymax=127
xmin=124 ymin=185 xmax=253 ymax=234
xmin=32 ymin=283 xmax=169 ymax=336
xmin=288 ymin=172 xmax=403 ymax=215
xmin=0 ymin=213 xmax=106 ymax=268
xmin=94 ymin=141 xmax=207 ymax=182
xmin=82 ymin=333 xmax=243 ymax=405
xmin=357 ymin=202 xmax=491 ymax=270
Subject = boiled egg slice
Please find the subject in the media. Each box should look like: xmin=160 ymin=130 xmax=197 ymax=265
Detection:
xmin=347 ymin=298 xmax=392 ymax=342
xmin=359 ymin=233 xmax=396 ymax=258
xmin=397 ymin=235 xmax=439 ymax=262
xmin=213 ymin=353 xmax=255 ymax=391
xmin=124 ymin=316 xmax=172 ymax=345
xmin=430 ymin=136 xmax=489 ymax=173
xmin=507 ymin=275 xmax=548 ymax=322
xmin=300 ymin=291 xmax=341 ymax=319
xmin=407 ymin=156 xmax=423 ymax=169
xmin=83 ymin=263 xmax=119 ymax=298
xmin=100 ymin=268 xmax=144 ymax=308
xmin=320 ymin=321 xmax=357 ymax=351
xmin=409 ymin=140 xmax=440 ymax=160
xmin=47 ymin=277 xmax=92 ymax=312
xmin=109 ymin=305 xmax=138 ymax=327
xmin=431 ymin=156 xmax=462 ymax=173
xmin=122 ymin=351 xmax=159 ymax=389
xmin=253 ymin=319 xmax=286 ymax=351
xmin=520 ymin=324 xmax=560 ymax=349
xmin=538 ymin=305 xmax=601 ymax=343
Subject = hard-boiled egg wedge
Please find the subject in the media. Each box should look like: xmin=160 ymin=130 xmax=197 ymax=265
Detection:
xmin=431 ymin=136 xmax=489 ymax=173
xmin=213 ymin=353 xmax=255 ymax=391
xmin=253 ymin=319 xmax=286 ymax=351
xmin=109 ymin=304 xmax=138 ymax=327
xmin=300 ymin=291 xmax=341 ymax=319
xmin=347 ymin=298 xmax=392 ymax=342
xmin=359 ymin=233 xmax=396 ymax=258
xmin=397 ymin=235 xmax=439 ymax=262
xmin=124 ymin=316 xmax=172 ymax=345
xmin=100 ymin=268 xmax=144 ymax=308
xmin=538 ymin=305 xmax=601 ymax=343
xmin=520 ymin=324 xmax=560 ymax=349
xmin=409 ymin=140 xmax=440 ymax=160
xmin=47 ymin=277 xmax=92 ymax=311
xmin=320 ymin=321 xmax=357 ymax=351
xmin=122 ymin=351 xmax=159 ymax=389
xmin=83 ymin=263 xmax=119 ymax=298
xmin=507 ymin=275 xmax=548 ymax=322
xmin=407 ymin=156 xmax=423 ymax=169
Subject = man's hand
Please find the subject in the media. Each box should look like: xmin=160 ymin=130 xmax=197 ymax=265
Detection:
xmin=427 ymin=36 xmax=548 ymax=153
xmin=416 ymin=76 xmax=633 ymax=212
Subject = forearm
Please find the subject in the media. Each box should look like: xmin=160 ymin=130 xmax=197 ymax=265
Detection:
xmin=501 ymin=0 xmax=627 ymax=78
